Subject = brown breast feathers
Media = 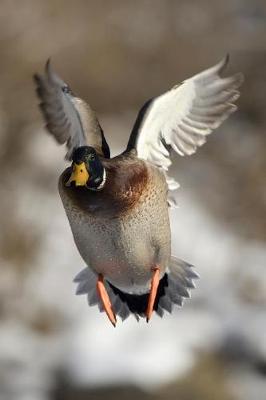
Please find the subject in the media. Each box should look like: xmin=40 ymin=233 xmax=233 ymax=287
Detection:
xmin=59 ymin=153 xmax=149 ymax=218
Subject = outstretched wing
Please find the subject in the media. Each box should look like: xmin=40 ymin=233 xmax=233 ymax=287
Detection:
xmin=127 ymin=56 xmax=243 ymax=205
xmin=34 ymin=60 xmax=110 ymax=160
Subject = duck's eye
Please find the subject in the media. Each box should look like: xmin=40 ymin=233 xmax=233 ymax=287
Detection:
xmin=62 ymin=85 xmax=71 ymax=94
xmin=90 ymin=154 xmax=95 ymax=161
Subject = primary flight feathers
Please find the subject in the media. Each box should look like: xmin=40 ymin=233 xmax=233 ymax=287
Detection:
xmin=34 ymin=60 xmax=110 ymax=160
xmin=128 ymin=54 xmax=244 ymax=169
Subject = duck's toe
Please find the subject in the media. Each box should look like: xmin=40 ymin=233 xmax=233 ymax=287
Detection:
xmin=146 ymin=267 xmax=160 ymax=322
xmin=96 ymin=274 xmax=117 ymax=327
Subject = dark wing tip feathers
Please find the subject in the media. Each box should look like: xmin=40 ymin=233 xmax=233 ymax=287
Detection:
xmin=45 ymin=59 xmax=52 ymax=82
xmin=45 ymin=58 xmax=51 ymax=71
xmin=33 ymin=57 xmax=52 ymax=87
xmin=225 ymin=53 xmax=230 ymax=64
xmin=45 ymin=58 xmax=60 ymax=87
xmin=219 ymin=53 xmax=230 ymax=74
xmin=33 ymin=62 xmax=71 ymax=147
xmin=218 ymin=54 xmax=244 ymax=86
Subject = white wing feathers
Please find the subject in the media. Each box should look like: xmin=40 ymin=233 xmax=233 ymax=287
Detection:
xmin=134 ymin=56 xmax=244 ymax=170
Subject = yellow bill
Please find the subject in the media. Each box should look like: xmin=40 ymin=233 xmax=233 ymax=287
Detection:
xmin=66 ymin=162 xmax=89 ymax=187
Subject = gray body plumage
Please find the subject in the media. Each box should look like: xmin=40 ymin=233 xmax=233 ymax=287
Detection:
xmin=59 ymin=156 xmax=170 ymax=295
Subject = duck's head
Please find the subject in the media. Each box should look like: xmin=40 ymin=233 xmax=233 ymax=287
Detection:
xmin=66 ymin=146 xmax=106 ymax=190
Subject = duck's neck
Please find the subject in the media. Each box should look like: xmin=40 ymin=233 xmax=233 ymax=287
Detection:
xmin=87 ymin=168 xmax=106 ymax=191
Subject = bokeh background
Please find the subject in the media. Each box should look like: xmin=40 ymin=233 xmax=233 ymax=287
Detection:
xmin=0 ymin=1 xmax=266 ymax=399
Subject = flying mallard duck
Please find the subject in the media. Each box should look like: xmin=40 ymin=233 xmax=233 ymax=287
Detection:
xmin=34 ymin=56 xmax=243 ymax=326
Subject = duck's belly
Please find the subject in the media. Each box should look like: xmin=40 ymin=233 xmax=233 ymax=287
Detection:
xmin=65 ymin=200 xmax=171 ymax=294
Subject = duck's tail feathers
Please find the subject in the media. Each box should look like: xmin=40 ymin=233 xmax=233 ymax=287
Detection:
xmin=156 ymin=256 xmax=199 ymax=317
xmin=74 ymin=257 xmax=199 ymax=321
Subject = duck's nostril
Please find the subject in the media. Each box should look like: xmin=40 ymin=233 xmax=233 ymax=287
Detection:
xmin=80 ymin=169 xmax=83 ymax=172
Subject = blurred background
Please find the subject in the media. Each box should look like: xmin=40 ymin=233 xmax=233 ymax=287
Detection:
xmin=0 ymin=1 xmax=266 ymax=399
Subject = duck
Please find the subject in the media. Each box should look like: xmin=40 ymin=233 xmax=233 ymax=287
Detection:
xmin=34 ymin=55 xmax=243 ymax=326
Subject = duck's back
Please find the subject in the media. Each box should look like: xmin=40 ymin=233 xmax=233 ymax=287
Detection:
xmin=58 ymin=153 xmax=171 ymax=294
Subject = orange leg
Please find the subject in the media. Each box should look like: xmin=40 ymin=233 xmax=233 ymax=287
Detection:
xmin=96 ymin=274 xmax=117 ymax=327
xmin=146 ymin=267 xmax=160 ymax=322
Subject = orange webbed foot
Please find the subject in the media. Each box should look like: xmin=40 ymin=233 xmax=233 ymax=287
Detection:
xmin=96 ymin=274 xmax=117 ymax=327
xmin=146 ymin=267 xmax=160 ymax=322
